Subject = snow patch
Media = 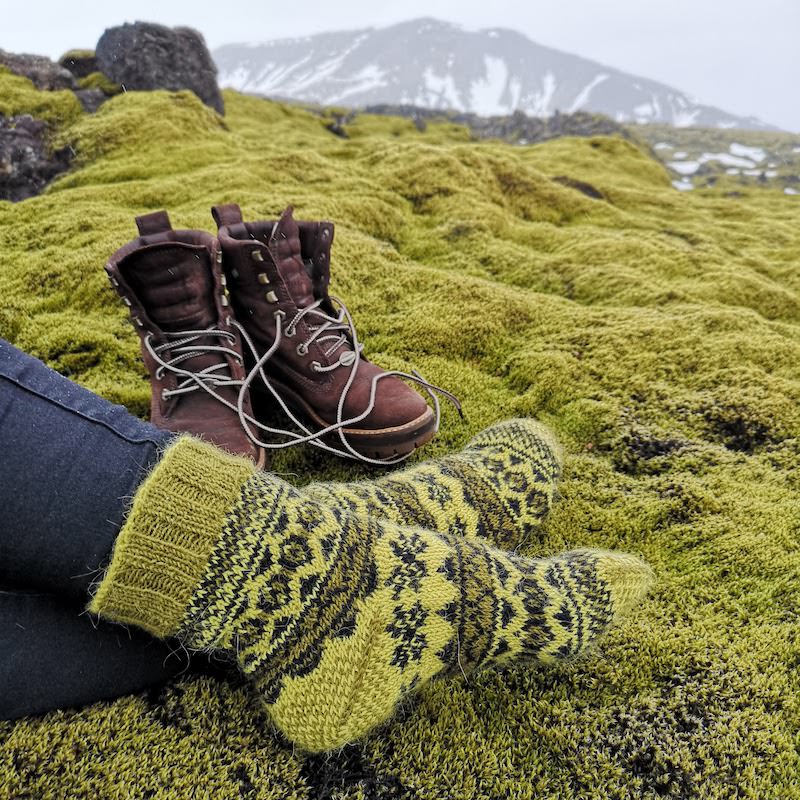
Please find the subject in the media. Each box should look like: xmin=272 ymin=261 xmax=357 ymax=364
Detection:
xmin=529 ymin=71 xmax=556 ymax=116
xmin=505 ymin=76 xmax=523 ymax=111
xmin=667 ymin=151 xmax=766 ymax=176
xmin=421 ymin=67 xmax=462 ymax=110
xmin=669 ymin=161 xmax=700 ymax=175
xmin=672 ymin=151 xmax=688 ymax=160
xmin=218 ymin=66 xmax=252 ymax=90
xmin=568 ymin=73 xmax=610 ymax=113
xmin=470 ymin=56 xmax=510 ymax=115
xmin=328 ymin=65 xmax=387 ymax=103
xmin=672 ymin=178 xmax=695 ymax=191
xmin=785 ymin=187 xmax=799 ymax=195
xmin=672 ymin=107 xmax=700 ymax=127
xmin=654 ymin=142 xmax=673 ymax=151
xmin=729 ymin=143 xmax=766 ymax=162
xmin=706 ymin=153 xmax=756 ymax=168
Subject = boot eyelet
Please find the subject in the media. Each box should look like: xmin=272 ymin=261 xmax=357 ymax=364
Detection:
xmin=161 ymin=388 xmax=169 ymax=401
xmin=273 ymin=309 xmax=286 ymax=321
xmin=251 ymin=249 xmax=264 ymax=262
xmin=296 ymin=343 xmax=308 ymax=356
xmin=311 ymin=361 xmax=322 ymax=372
xmin=285 ymin=326 xmax=296 ymax=338
xmin=221 ymin=295 xmax=229 ymax=307
xmin=266 ymin=290 xmax=278 ymax=303
xmin=257 ymin=273 xmax=270 ymax=285
xmin=231 ymin=268 xmax=240 ymax=280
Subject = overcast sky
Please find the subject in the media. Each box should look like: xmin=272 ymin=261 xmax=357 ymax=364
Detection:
xmin=4 ymin=1 xmax=799 ymax=131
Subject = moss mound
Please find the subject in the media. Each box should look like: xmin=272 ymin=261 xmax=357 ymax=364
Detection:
xmin=77 ymin=71 xmax=122 ymax=96
xmin=0 ymin=68 xmax=82 ymax=127
xmin=2 ymin=85 xmax=800 ymax=799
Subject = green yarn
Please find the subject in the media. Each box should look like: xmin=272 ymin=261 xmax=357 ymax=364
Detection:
xmin=305 ymin=418 xmax=563 ymax=550
xmin=90 ymin=438 xmax=651 ymax=753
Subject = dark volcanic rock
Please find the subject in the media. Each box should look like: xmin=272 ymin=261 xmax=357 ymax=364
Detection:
xmin=96 ymin=22 xmax=224 ymax=114
xmin=363 ymin=105 xmax=634 ymax=145
xmin=59 ymin=50 xmax=99 ymax=80
xmin=0 ymin=115 xmax=72 ymax=202
xmin=74 ymin=88 xmax=107 ymax=114
xmin=58 ymin=50 xmax=98 ymax=78
xmin=0 ymin=48 xmax=77 ymax=90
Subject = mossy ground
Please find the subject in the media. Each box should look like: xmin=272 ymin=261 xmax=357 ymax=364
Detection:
xmin=1 ymin=73 xmax=800 ymax=799
xmin=635 ymin=123 xmax=800 ymax=193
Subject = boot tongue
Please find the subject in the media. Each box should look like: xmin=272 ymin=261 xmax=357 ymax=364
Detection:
xmin=270 ymin=207 xmax=315 ymax=309
xmin=122 ymin=244 xmax=217 ymax=332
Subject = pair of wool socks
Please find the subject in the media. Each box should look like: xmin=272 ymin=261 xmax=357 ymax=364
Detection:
xmin=90 ymin=419 xmax=652 ymax=752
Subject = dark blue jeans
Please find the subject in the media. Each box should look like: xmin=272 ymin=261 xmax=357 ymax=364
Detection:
xmin=0 ymin=338 xmax=218 ymax=719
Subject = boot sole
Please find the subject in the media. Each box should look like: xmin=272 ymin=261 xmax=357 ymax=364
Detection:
xmin=253 ymin=381 xmax=437 ymax=461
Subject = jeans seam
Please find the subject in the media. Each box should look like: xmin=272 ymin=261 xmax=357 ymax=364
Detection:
xmin=0 ymin=373 xmax=167 ymax=448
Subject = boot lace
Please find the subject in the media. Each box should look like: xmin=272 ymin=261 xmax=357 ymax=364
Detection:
xmin=233 ymin=295 xmax=462 ymax=466
xmin=144 ymin=329 xmax=244 ymax=401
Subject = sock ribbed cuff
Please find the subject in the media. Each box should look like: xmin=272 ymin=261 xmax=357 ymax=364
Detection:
xmin=88 ymin=436 xmax=255 ymax=639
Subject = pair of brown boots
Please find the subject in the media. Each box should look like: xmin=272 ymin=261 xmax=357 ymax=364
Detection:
xmin=106 ymin=204 xmax=457 ymax=467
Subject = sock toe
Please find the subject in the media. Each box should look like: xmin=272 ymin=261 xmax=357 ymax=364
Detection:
xmin=592 ymin=550 xmax=654 ymax=621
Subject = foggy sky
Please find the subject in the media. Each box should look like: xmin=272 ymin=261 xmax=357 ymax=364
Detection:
xmin=4 ymin=0 xmax=799 ymax=131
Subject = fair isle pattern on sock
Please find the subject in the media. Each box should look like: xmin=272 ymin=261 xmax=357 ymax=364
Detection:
xmin=91 ymin=437 xmax=652 ymax=753
xmin=305 ymin=418 xmax=563 ymax=550
xmin=180 ymin=475 xmax=650 ymax=752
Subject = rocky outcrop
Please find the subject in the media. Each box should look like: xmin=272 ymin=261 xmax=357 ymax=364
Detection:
xmin=74 ymin=89 xmax=107 ymax=114
xmin=0 ymin=49 xmax=76 ymax=91
xmin=59 ymin=50 xmax=99 ymax=80
xmin=96 ymin=22 xmax=224 ymax=114
xmin=362 ymin=105 xmax=634 ymax=145
xmin=0 ymin=115 xmax=71 ymax=202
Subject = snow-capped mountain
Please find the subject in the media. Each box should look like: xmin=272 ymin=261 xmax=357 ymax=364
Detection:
xmin=213 ymin=18 xmax=775 ymax=130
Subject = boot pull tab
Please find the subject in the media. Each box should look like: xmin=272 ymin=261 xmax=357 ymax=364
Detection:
xmin=135 ymin=210 xmax=173 ymax=237
xmin=211 ymin=203 xmax=243 ymax=229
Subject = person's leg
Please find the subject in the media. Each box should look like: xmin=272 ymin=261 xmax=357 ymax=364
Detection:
xmin=0 ymin=338 xmax=196 ymax=718
xmin=0 ymin=337 xmax=171 ymax=598
xmin=0 ymin=337 xmax=652 ymax=745
xmin=0 ymin=589 xmax=196 ymax=720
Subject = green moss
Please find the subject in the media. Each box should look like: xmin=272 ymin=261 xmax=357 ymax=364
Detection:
xmin=0 ymin=68 xmax=82 ymax=127
xmin=2 ymin=86 xmax=800 ymax=797
xmin=77 ymin=71 xmax=122 ymax=96
xmin=60 ymin=48 xmax=95 ymax=61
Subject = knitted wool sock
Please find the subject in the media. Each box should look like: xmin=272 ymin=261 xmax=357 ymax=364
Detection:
xmin=90 ymin=437 xmax=653 ymax=753
xmin=305 ymin=418 xmax=562 ymax=550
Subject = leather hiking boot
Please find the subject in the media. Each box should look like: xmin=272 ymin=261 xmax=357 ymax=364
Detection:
xmin=105 ymin=210 xmax=264 ymax=466
xmin=211 ymin=203 xmax=459 ymax=464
